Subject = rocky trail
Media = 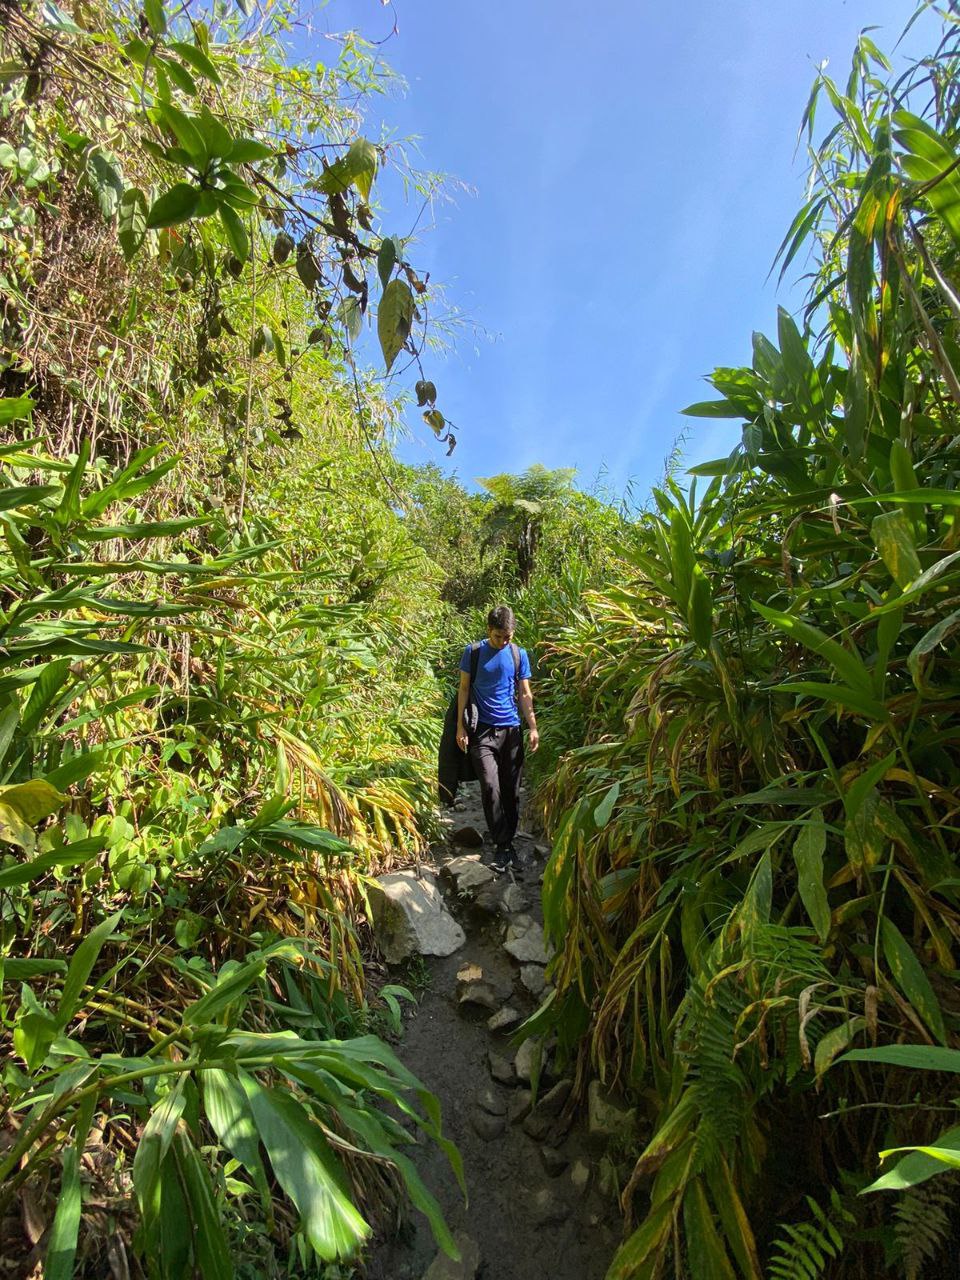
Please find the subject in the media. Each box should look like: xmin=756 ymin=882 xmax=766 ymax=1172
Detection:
xmin=364 ymin=783 xmax=626 ymax=1280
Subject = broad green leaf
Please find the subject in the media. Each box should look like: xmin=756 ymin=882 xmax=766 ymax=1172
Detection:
xmin=814 ymin=1016 xmax=865 ymax=1080
xmin=182 ymin=956 xmax=266 ymax=1025
xmin=880 ymin=919 xmax=947 ymax=1045
xmin=0 ymin=838 xmax=103 ymax=887
xmin=877 ymin=1144 xmax=960 ymax=1170
xmin=377 ymin=236 xmax=398 ymax=288
xmin=377 ymin=279 xmax=414 ymax=373
xmin=170 ymin=41 xmax=221 ymax=84
xmin=863 ymin=1126 xmax=960 ymax=1192
xmin=669 ymin=509 xmax=693 ymax=610
xmin=687 ymin=562 xmax=713 ymax=650
xmin=146 ymin=183 xmax=200 ymax=229
xmin=0 ymin=395 xmax=35 ymax=424
xmin=153 ymin=104 xmax=207 ymax=167
xmin=593 ymin=780 xmax=620 ymax=829
xmin=607 ymin=1200 xmax=674 ymax=1280
xmin=219 ymin=203 xmax=249 ymax=263
xmin=203 ymin=1069 xmax=271 ymax=1201
xmin=118 ymin=187 xmax=148 ymax=261
xmin=754 ymin=603 xmax=873 ymax=696
xmin=240 ymin=1071 xmax=370 ymax=1259
xmin=0 ymin=780 xmax=67 ymax=824
xmin=908 ymin=609 xmax=960 ymax=692
xmin=133 ymin=1079 xmax=187 ymax=1229
xmin=0 ymin=802 xmax=38 ymax=852
xmin=44 ymin=1147 xmax=82 ymax=1280
xmin=143 ymin=0 xmax=166 ymax=34
xmin=840 ymin=1044 xmax=960 ymax=1072
xmin=58 ymin=910 xmax=124 ymax=1027
xmin=339 ymin=296 xmax=362 ymax=342
xmin=172 ymin=1133 xmax=234 ymax=1280
xmin=13 ymin=983 xmax=58 ymax=1069
xmin=740 ymin=849 xmax=772 ymax=933
xmin=871 ymin=509 xmax=921 ymax=588
xmin=793 ymin=812 xmax=830 ymax=942
xmin=684 ymin=1178 xmax=737 ymax=1280
xmin=317 ymin=138 xmax=378 ymax=201
xmin=226 ymin=138 xmax=273 ymax=164
xmin=777 ymin=680 xmax=889 ymax=721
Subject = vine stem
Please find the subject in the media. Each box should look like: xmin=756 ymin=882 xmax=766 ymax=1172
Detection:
xmin=237 ymin=214 xmax=258 ymax=528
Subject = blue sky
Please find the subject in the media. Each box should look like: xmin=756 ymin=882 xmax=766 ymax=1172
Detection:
xmin=306 ymin=1 xmax=929 ymax=502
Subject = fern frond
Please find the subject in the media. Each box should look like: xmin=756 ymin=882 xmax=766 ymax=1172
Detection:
xmin=767 ymin=1190 xmax=855 ymax=1280
xmin=894 ymin=1177 xmax=956 ymax=1280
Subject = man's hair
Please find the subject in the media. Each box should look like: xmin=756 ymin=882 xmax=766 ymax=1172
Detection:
xmin=487 ymin=605 xmax=516 ymax=633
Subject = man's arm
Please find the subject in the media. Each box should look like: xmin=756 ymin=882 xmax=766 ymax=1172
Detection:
xmin=455 ymin=670 xmax=471 ymax=752
xmin=518 ymin=678 xmax=539 ymax=752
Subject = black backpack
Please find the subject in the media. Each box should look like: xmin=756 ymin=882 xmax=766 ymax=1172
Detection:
xmin=456 ymin=640 xmax=522 ymax=736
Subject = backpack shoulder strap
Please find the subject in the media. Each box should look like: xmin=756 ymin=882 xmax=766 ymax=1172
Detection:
xmin=469 ymin=641 xmax=481 ymax=684
xmin=510 ymin=643 xmax=521 ymax=679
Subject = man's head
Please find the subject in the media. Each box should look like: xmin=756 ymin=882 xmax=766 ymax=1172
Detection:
xmin=487 ymin=604 xmax=516 ymax=650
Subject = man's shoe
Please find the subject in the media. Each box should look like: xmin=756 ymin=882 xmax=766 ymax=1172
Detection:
xmin=491 ymin=848 xmax=511 ymax=875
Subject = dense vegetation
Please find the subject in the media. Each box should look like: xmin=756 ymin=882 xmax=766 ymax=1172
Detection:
xmin=6 ymin=0 xmax=960 ymax=1277
xmin=531 ymin=16 xmax=960 ymax=1279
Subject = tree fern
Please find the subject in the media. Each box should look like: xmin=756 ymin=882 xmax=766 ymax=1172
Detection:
xmin=894 ymin=1178 xmax=956 ymax=1280
xmin=767 ymin=1190 xmax=854 ymax=1279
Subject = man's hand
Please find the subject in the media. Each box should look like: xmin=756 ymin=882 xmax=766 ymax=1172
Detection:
xmin=528 ymin=727 xmax=540 ymax=753
xmin=456 ymin=727 xmax=469 ymax=753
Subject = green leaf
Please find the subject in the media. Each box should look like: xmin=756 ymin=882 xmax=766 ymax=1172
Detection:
xmin=871 ymin=509 xmax=921 ymax=588
xmin=0 ymin=838 xmax=103 ymax=887
xmin=226 ymin=138 xmax=273 ymax=164
xmin=172 ymin=1133 xmax=234 ymax=1280
xmin=153 ymin=103 xmax=207 ymax=167
xmin=146 ymin=183 xmax=200 ymax=229
xmin=687 ymin=562 xmax=713 ymax=650
xmin=170 ymin=41 xmax=221 ymax=84
xmin=880 ymin=919 xmax=947 ymax=1045
xmin=40 ymin=0 xmax=84 ymax=33
xmin=143 ymin=0 xmax=166 ymax=35
xmin=377 ymin=279 xmax=414 ymax=372
xmin=318 ymin=138 xmax=378 ymax=201
xmin=44 ymin=1147 xmax=82 ymax=1280
xmin=219 ymin=203 xmax=249 ymax=264
xmin=339 ymin=296 xmax=362 ymax=343
xmin=133 ymin=1079 xmax=187 ymax=1232
xmin=182 ymin=956 xmax=266 ymax=1025
xmin=793 ymin=812 xmax=830 ymax=942
xmin=415 ymin=379 xmax=437 ymax=407
xmin=753 ymin=602 xmax=873 ymax=696
xmin=377 ymin=236 xmax=398 ymax=288
xmin=684 ymin=1178 xmax=737 ymax=1280
xmin=908 ymin=609 xmax=960 ymax=692
xmin=840 ymin=1044 xmax=960 ymax=1072
xmin=863 ymin=1126 xmax=960 ymax=1192
xmin=240 ymin=1071 xmax=370 ymax=1259
xmin=118 ymin=188 xmax=148 ymax=261
xmin=593 ymin=781 xmax=620 ymax=830
xmin=57 ymin=910 xmax=124 ymax=1027
xmin=0 ymin=780 xmax=66 ymax=824
xmin=296 ymin=241 xmax=321 ymax=292
xmin=0 ymin=395 xmax=34 ymax=424
xmin=814 ymin=1017 xmax=865 ymax=1080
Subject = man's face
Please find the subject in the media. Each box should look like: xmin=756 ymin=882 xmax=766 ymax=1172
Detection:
xmin=487 ymin=626 xmax=513 ymax=650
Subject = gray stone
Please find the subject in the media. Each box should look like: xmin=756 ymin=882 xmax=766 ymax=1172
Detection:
xmin=470 ymin=1108 xmax=506 ymax=1141
xmin=598 ymin=1155 xmax=619 ymax=1200
xmin=487 ymin=1005 xmax=522 ymax=1032
xmin=422 ymin=1229 xmax=481 ymax=1279
xmin=500 ymin=883 xmax=527 ymax=914
xmin=587 ymin=1079 xmax=636 ymax=1139
xmin=450 ymin=825 xmax=484 ymax=848
xmin=540 ymin=1146 xmax=569 ymax=1177
xmin=534 ymin=1079 xmax=573 ymax=1117
xmin=534 ymin=842 xmax=550 ymax=859
xmin=503 ymin=919 xmax=551 ymax=965
xmin=457 ymin=962 xmax=483 ymax=984
xmin=488 ymin=1050 xmax=515 ymax=1085
xmin=457 ymin=980 xmax=499 ymax=1012
xmin=520 ymin=964 xmax=547 ymax=997
xmin=522 ymin=1110 xmax=555 ymax=1142
xmin=514 ymin=1038 xmax=540 ymax=1083
xmin=529 ymin=1185 xmax=567 ymax=1227
xmin=508 ymin=1089 xmax=532 ymax=1124
xmin=476 ymin=1085 xmax=507 ymax=1116
xmin=369 ymin=873 xmax=465 ymax=964
xmin=444 ymin=854 xmax=494 ymax=893
xmin=570 ymin=1159 xmax=592 ymax=1193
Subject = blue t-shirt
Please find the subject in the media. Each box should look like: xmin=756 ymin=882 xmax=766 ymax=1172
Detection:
xmin=460 ymin=640 xmax=532 ymax=727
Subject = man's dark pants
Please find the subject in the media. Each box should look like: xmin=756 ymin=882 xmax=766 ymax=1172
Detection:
xmin=469 ymin=723 xmax=525 ymax=849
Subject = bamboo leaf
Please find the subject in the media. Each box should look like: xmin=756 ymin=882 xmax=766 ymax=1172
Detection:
xmin=880 ymin=919 xmax=947 ymax=1045
xmin=793 ymin=812 xmax=830 ymax=942
xmin=377 ymin=279 xmax=414 ymax=372
xmin=43 ymin=1146 xmax=82 ymax=1280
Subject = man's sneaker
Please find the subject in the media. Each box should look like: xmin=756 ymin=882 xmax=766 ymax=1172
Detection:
xmin=491 ymin=847 xmax=512 ymax=874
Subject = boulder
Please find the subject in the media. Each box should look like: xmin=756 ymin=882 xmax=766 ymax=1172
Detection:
xmin=476 ymin=1084 xmax=508 ymax=1116
xmin=443 ymin=854 xmax=494 ymax=894
xmin=503 ymin=919 xmax=551 ymax=965
xmin=533 ymin=1079 xmax=572 ymax=1117
xmin=488 ymin=1050 xmax=515 ymax=1085
xmin=422 ymin=1230 xmax=481 ymax=1280
xmin=450 ymin=825 xmax=484 ymax=848
xmin=540 ymin=1146 xmax=569 ymax=1177
xmin=470 ymin=1108 xmax=506 ymax=1141
xmin=457 ymin=980 xmax=499 ymax=1012
xmin=587 ymin=1079 xmax=636 ymax=1140
xmin=520 ymin=964 xmax=547 ymax=996
xmin=514 ymin=1038 xmax=540 ymax=1083
xmin=508 ymin=1089 xmax=532 ymax=1124
xmin=487 ymin=1005 xmax=522 ymax=1032
xmin=570 ymin=1159 xmax=592 ymax=1193
xmin=369 ymin=872 xmax=465 ymax=964
xmin=499 ymin=882 xmax=527 ymax=914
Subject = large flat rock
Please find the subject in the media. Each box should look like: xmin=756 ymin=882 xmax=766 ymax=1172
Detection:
xmin=369 ymin=871 xmax=465 ymax=964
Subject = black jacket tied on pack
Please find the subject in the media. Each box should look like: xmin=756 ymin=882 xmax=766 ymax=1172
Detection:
xmin=437 ymin=641 xmax=521 ymax=806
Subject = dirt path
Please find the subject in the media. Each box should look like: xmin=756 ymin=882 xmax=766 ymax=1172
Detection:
xmin=364 ymin=784 xmax=620 ymax=1280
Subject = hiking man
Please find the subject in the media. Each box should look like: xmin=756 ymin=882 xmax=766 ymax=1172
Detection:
xmin=455 ymin=605 xmax=538 ymax=875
